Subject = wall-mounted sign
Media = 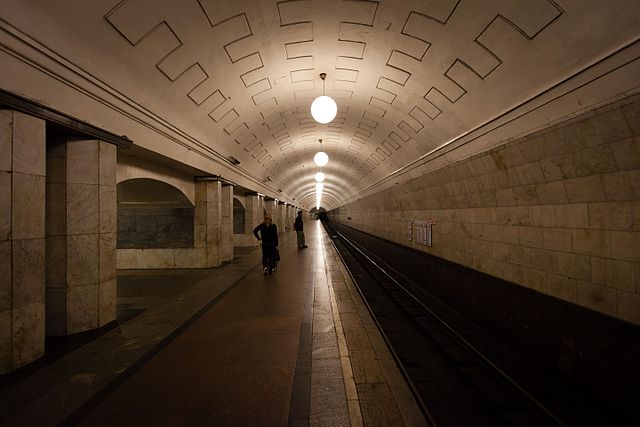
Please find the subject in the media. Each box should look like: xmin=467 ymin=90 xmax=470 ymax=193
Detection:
xmin=413 ymin=220 xmax=435 ymax=247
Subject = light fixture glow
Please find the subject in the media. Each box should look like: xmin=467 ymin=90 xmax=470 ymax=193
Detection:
xmin=314 ymin=151 xmax=329 ymax=167
xmin=314 ymin=139 xmax=329 ymax=167
xmin=311 ymin=96 xmax=337 ymax=124
xmin=310 ymin=73 xmax=337 ymax=124
xmin=314 ymin=172 xmax=325 ymax=182
xmin=315 ymin=182 xmax=324 ymax=191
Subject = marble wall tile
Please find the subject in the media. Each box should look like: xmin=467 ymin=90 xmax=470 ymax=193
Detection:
xmin=194 ymin=225 xmax=206 ymax=248
xmin=67 ymin=234 xmax=99 ymax=286
xmin=45 ymin=234 xmax=67 ymax=288
xmin=205 ymin=181 xmax=221 ymax=203
xmin=610 ymin=230 xmax=640 ymax=262
xmin=577 ymin=108 xmax=633 ymax=147
xmin=66 ymin=139 xmax=99 ymax=185
xmin=45 ymin=287 xmax=67 ymax=336
xmin=536 ymin=181 xmax=568 ymax=204
xmin=617 ymin=290 xmax=640 ymax=324
xmin=588 ymin=202 xmax=633 ymax=230
xmin=0 ymin=110 xmax=11 ymax=172
xmin=67 ymin=284 xmax=98 ymax=334
xmin=564 ymin=175 xmax=606 ymax=203
xmin=556 ymin=252 xmax=591 ymax=282
xmin=99 ymin=233 xmax=116 ymax=282
xmin=206 ymin=201 xmax=221 ymax=227
xmin=0 ymin=309 xmax=10 ymax=374
xmin=577 ymin=281 xmax=617 ymax=317
xmin=45 ymin=182 xmax=67 ymax=236
xmin=591 ymin=257 xmax=636 ymax=292
xmin=544 ymin=273 xmax=578 ymax=303
xmin=602 ymin=172 xmax=635 ymax=201
xmin=622 ymin=101 xmax=640 ymax=136
xmin=206 ymin=246 xmax=220 ymax=268
xmin=99 ymin=141 xmax=116 ymax=186
xmin=136 ymin=249 xmax=174 ymax=268
xmin=12 ymin=112 xmax=45 ymax=177
xmin=12 ymin=173 xmax=45 ymax=240
xmin=99 ymin=279 xmax=116 ymax=327
xmin=12 ymin=238 xmax=45 ymax=308
xmin=175 ymin=248 xmax=205 ymax=268
xmin=194 ymin=203 xmax=206 ymax=226
xmin=67 ymin=183 xmax=99 ymax=235
xmin=116 ymin=249 xmax=136 ymax=269
xmin=0 ymin=241 xmax=10 ymax=311
xmin=99 ymin=185 xmax=116 ymax=234
xmin=573 ymin=144 xmax=618 ymax=176
xmin=0 ymin=172 xmax=10 ymax=240
xmin=12 ymin=300 xmax=45 ymax=370
xmin=610 ymin=136 xmax=640 ymax=171
xmin=195 ymin=181 xmax=206 ymax=203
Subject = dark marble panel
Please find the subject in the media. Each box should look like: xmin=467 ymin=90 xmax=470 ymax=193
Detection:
xmin=117 ymin=206 xmax=194 ymax=249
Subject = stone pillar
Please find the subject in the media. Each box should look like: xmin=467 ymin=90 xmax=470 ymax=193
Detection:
xmin=0 ymin=110 xmax=46 ymax=373
xmin=195 ymin=179 xmax=222 ymax=268
xmin=277 ymin=202 xmax=286 ymax=233
xmin=244 ymin=193 xmax=262 ymax=246
xmin=45 ymin=137 xmax=117 ymax=336
xmin=287 ymin=205 xmax=295 ymax=231
xmin=265 ymin=198 xmax=276 ymax=219
xmin=220 ymin=184 xmax=233 ymax=262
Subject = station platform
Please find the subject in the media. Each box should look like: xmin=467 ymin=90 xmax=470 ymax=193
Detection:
xmin=0 ymin=221 xmax=426 ymax=426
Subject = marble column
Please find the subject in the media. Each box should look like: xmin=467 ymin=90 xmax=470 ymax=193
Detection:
xmin=220 ymin=184 xmax=233 ymax=263
xmin=264 ymin=198 xmax=276 ymax=219
xmin=277 ymin=202 xmax=286 ymax=233
xmin=195 ymin=179 xmax=222 ymax=268
xmin=45 ymin=137 xmax=117 ymax=336
xmin=244 ymin=193 xmax=263 ymax=246
xmin=287 ymin=205 xmax=295 ymax=231
xmin=0 ymin=110 xmax=46 ymax=373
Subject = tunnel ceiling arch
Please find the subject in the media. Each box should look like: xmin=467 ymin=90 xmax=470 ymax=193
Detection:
xmin=1 ymin=0 xmax=639 ymax=210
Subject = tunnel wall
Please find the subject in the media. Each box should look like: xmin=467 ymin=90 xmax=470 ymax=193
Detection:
xmin=331 ymin=94 xmax=640 ymax=326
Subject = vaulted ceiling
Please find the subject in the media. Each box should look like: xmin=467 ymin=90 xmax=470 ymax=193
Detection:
xmin=1 ymin=0 xmax=639 ymax=209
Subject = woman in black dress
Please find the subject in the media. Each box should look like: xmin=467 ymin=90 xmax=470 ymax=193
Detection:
xmin=253 ymin=213 xmax=279 ymax=274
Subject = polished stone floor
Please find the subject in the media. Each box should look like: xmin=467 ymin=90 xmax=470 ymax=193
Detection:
xmin=0 ymin=222 xmax=425 ymax=426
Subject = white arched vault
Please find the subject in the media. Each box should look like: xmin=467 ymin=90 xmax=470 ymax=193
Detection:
xmin=1 ymin=1 xmax=639 ymax=209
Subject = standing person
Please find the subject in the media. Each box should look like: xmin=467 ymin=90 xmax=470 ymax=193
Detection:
xmin=293 ymin=211 xmax=308 ymax=249
xmin=253 ymin=213 xmax=279 ymax=274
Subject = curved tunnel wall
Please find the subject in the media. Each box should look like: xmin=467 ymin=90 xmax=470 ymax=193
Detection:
xmin=330 ymin=94 xmax=640 ymax=327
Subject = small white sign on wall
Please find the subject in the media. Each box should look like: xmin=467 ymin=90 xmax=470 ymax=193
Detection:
xmin=413 ymin=220 xmax=435 ymax=247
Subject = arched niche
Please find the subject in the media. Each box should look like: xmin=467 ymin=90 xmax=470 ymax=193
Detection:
xmin=117 ymin=178 xmax=194 ymax=249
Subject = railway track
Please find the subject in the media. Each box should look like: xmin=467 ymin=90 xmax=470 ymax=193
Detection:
xmin=325 ymin=224 xmax=568 ymax=427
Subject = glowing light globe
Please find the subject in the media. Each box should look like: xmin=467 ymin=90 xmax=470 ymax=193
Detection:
xmin=314 ymin=151 xmax=329 ymax=167
xmin=314 ymin=172 xmax=325 ymax=182
xmin=310 ymin=95 xmax=337 ymax=124
xmin=316 ymin=182 xmax=324 ymax=191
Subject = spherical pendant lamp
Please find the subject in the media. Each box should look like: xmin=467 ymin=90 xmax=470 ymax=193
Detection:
xmin=314 ymin=172 xmax=325 ymax=182
xmin=310 ymin=73 xmax=337 ymax=124
xmin=314 ymin=152 xmax=329 ymax=167
xmin=313 ymin=139 xmax=329 ymax=167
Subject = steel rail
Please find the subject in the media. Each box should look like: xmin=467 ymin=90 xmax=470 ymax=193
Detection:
xmin=333 ymin=228 xmax=567 ymax=427
xmin=323 ymin=226 xmax=439 ymax=427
